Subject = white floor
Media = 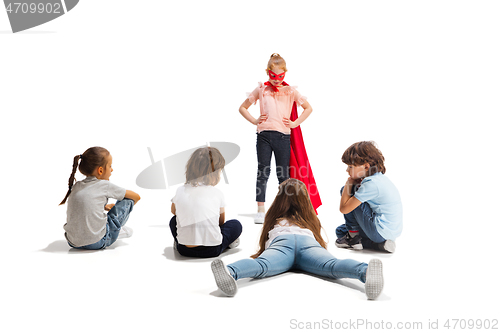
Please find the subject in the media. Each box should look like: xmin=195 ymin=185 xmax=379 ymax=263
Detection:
xmin=4 ymin=179 xmax=499 ymax=332
xmin=2 ymin=1 xmax=499 ymax=332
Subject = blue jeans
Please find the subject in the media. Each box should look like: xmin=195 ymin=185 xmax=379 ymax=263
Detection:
xmin=227 ymin=235 xmax=368 ymax=283
xmin=170 ymin=216 xmax=242 ymax=258
xmin=337 ymin=186 xmax=386 ymax=245
xmin=69 ymin=199 xmax=135 ymax=250
xmin=256 ymin=130 xmax=291 ymax=202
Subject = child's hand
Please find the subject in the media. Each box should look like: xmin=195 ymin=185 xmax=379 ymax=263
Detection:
xmin=283 ymin=117 xmax=298 ymax=128
xmin=346 ymin=177 xmax=362 ymax=186
xmin=254 ymin=114 xmax=268 ymax=125
xmin=104 ymin=203 xmax=115 ymax=211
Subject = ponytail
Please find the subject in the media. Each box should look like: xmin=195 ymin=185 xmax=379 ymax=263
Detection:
xmin=59 ymin=147 xmax=110 ymax=205
xmin=59 ymin=154 xmax=81 ymax=205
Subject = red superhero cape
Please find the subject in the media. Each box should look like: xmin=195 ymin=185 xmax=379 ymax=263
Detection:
xmin=263 ymin=81 xmax=322 ymax=214
xmin=289 ymin=101 xmax=322 ymax=214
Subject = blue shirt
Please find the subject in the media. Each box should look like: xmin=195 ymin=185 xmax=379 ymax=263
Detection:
xmin=354 ymin=173 xmax=403 ymax=240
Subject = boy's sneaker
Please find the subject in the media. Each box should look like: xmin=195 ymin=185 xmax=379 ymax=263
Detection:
xmin=362 ymin=239 xmax=396 ymax=253
xmin=211 ymin=259 xmax=238 ymax=297
xmin=365 ymin=259 xmax=384 ymax=300
xmin=378 ymin=239 xmax=396 ymax=253
xmin=118 ymin=226 xmax=133 ymax=239
xmin=228 ymin=238 xmax=240 ymax=249
xmin=254 ymin=212 xmax=265 ymax=224
xmin=335 ymin=233 xmax=362 ymax=250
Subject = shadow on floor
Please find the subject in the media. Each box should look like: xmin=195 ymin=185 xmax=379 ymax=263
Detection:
xmin=40 ymin=239 xmax=128 ymax=254
xmin=163 ymin=246 xmax=242 ymax=262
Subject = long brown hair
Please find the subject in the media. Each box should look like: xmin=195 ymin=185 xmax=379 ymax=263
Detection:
xmin=251 ymin=178 xmax=327 ymax=258
xmin=341 ymin=141 xmax=386 ymax=176
xmin=185 ymin=147 xmax=225 ymax=187
xmin=59 ymin=147 xmax=110 ymax=205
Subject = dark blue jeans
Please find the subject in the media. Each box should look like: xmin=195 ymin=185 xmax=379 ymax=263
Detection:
xmin=336 ymin=186 xmax=386 ymax=247
xmin=69 ymin=199 xmax=135 ymax=250
xmin=256 ymin=130 xmax=291 ymax=202
xmin=169 ymin=216 xmax=242 ymax=258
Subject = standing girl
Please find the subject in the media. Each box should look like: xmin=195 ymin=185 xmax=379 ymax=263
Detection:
xmin=170 ymin=147 xmax=243 ymax=258
xmin=239 ymin=53 xmax=320 ymax=223
xmin=211 ymin=178 xmax=384 ymax=300
xmin=60 ymin=147 xmax=141 ymax=250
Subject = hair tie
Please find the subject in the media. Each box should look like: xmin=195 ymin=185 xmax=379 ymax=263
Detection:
xmin=79 ymin=154 xmax=82 ymax=159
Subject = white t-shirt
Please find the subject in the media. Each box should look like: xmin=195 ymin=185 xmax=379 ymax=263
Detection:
xmin=265 ymin=219 xmax=315 ymax=249
xmin=171 ymin=184 xmax=225 ymax=246
xmin=64 ymin=176 xmax=126 ymax=247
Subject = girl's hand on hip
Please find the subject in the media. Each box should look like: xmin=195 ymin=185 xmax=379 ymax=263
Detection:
xmin=283 ymin=117 xmax=297 ymax=128
xmin=254 ymin=114 xmax=268 ymax=125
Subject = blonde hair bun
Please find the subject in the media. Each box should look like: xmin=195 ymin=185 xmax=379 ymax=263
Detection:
xmin=266 ymin=53 xmax=287 ymax=73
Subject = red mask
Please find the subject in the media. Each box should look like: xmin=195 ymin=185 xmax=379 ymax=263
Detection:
xmin=268 ymin=70 xmax=286 ymax=82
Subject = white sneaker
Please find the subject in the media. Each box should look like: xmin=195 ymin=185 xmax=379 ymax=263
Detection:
xmin=381 ymin=239 xmax=396 ymax=253
xmin=365 ymin=259 xmax=384 ymax=300
xmin=118 ymin=226 xmax=133 ymax=239
xmin=228 ymin=238 xmax=240 ymax=249
xmin=254 ymin=212 xmax=265 ymax=224
xmin=211 ymin=259 xmax=238 ymax=296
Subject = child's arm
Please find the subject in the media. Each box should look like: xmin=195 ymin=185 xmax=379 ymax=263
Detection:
xmin=339 ymin=177 xmax=362 ymax=214
xmin=219 ymin=207 xmax=225 ymax=226
xmin=171 ymin=203 xmax=176 ymax=215
xmin=125 ymin=190 xmax=141 ymax=204
xmin=283 ymin=101 xmax=312 ymax=129
xmin=239 ymin=98 xmax=268 ymax=125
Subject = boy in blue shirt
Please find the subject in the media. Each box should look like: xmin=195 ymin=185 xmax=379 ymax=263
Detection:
xmin=336 ymin=141 xmax=402 ymax=253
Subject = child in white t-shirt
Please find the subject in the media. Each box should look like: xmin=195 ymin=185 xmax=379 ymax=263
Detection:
xmin=170 ymin=147 xmax=242 ymax=258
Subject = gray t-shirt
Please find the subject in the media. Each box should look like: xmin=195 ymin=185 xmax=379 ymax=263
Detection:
xmin=64 ymin=176 xmax=126 ymax=247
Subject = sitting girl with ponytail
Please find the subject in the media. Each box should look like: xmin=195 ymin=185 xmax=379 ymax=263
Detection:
xmin=60 ymin=147 xmax=141 ymax=250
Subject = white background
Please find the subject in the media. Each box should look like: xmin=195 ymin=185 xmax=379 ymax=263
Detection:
xmin=1 ymin=1 xmax=499 ymax=332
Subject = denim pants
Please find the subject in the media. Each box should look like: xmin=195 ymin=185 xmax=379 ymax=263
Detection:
xmin=256 ymin=130 xmax=291 ymax=202
xmin=227 ymin=234 xmax=368 ymax=283
xmin=70 ymin=199 xmax=135 ymax=250
xmin=336 ymin=186 xmax=386 ymax=245
xmin=169 ymin=216 xmax=242 ymax=258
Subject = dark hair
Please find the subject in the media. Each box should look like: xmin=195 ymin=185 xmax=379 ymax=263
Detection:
xmin=59 ymin=147 xmax=110 ymax=205
xmin=341 ymin=141 xmax=386 ymax=176
xmin=251 ymin=178 xmax=326 ymax=259
xmin=185 ymin=147 xmax=225 ymax=186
